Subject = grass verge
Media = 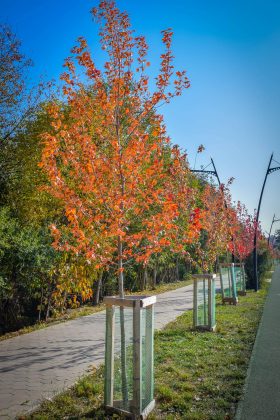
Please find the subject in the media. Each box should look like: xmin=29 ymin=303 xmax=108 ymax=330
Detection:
xmin=1 ymin=278 xmax=192 ymax=342
xmin=21 ymin=284 xmax=268 ymax=420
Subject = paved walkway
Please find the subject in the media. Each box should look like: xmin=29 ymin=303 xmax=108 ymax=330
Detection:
xmin=0 ymin=283 xmax=195 ymax=419
xmin=236 ymin=265 xmax=280 ymax=420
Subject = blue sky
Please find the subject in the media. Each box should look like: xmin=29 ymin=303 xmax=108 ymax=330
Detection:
xmin=1 ymin=0 xmax=280 ymax=234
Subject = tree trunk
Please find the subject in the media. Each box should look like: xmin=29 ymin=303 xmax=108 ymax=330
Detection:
xmin=143 ymin=265 xmax=148 ymax=291
xmin=45 ymin=293 xmax=51 ymax=321
xmin=161 ymin=270 xmax=167 ymax=284
xmin=215 ymin=257 xmax=219 ymax=273
xmin=137 ymin=269 xmax=142 ymax=291
xmin=118 ymin=236 xmax=125 ymax=298
xmin=118 ymin=236 xmax=128 ymax=408
xmin=45 ymin=279 xmax=54 ymax=321
xmin=152 ymin=266 xmax=157 ymax=289
xmin=62 ymin=292 xmax=68 ymax=312
xmin=176 ymin=257 xmax=180 ymax=281
xmin=38 ymin=286 xmax=44 ymax=322
xmin=93 ymin=271 xmax=103 ymax=305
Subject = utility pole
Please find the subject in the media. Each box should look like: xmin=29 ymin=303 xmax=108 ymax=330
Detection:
xmin=253 ymin=153 xmax=280 ymax=291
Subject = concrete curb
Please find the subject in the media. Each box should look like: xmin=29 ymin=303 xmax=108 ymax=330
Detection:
xmin=235 ymin=266 xmax=280 ymax=420
xmin=235 ymin=281 xmax=271 ymax=420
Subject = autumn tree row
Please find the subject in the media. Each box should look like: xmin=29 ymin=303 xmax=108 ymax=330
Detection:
xmin=40 ymin=1 xmax=259 ymax=297
xmin=0 ymin=1 xmax=267 ymax=333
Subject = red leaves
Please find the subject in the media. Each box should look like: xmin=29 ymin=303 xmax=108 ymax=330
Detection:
xmin=197 ymin=144 xmax=205 ymax=153
xmin=161 ymin=28 xmax=173 ymax=49
xmin=194 ymin=183 xmax=235 ymax=270
xmin=230 ymin=202 xmax=259 ymax=261
xmin=71 ymin=36 xmax=88 ymax=54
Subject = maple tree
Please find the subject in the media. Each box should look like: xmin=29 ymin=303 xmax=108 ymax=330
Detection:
xmin=0 ymin=2 xmax=274 ymax=339
xmin=228 ymin=202 xmax=258 ymax=262
xmin=39 ymin=1 xmax=202 ymax=407
xmin=191 ymin=182 xmax=236 ymax=271
xmin=40 ymin=0 xmax=199 ymax=300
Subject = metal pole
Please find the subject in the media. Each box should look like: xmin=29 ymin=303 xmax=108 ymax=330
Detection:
xmin=268 ymin=215 xmax=280 ymax=246
xmin=211 ymin=158 xmax=236 ymax=262
xmin=211 ymin=157 xmax=221 ymax=186
xmin=191 ymin=158 xmax=235 ymax=262
xmin=253 ymin=154 xmax=273 ymax=291
xmin=268 ymin=214 xmax=276 ymax=246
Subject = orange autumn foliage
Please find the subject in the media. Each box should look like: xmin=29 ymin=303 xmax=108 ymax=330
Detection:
xmin=40 ymin=1 xmax=200 ymax=295
xmin=193 ymin=183 xmax=236 ymax=271
xmin=228 ymin=202 xmax=260 ymax=262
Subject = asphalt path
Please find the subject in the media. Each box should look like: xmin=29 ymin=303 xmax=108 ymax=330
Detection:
xmin=0 ymin=283 xmax=195 ymax=419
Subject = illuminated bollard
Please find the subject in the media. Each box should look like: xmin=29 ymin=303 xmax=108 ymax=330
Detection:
xmin=104 ymin=295 xmax=156 ymax=419
xmin=219 ymin=263 xmax=238 ymax=305
xmin=193 ymin=274 xmax=216 ymax=331
xmin=234 ymin=263 xmax=246 ymax=296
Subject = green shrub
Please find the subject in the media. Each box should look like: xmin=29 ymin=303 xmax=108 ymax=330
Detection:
xmin=245 ymin=240 xmax=272 ymax=289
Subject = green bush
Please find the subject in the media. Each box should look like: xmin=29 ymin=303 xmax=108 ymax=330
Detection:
xmin=245 ymin=240 xmax=272 ymax=289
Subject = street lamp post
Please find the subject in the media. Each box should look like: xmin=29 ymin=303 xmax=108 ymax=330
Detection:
xmin=191 ymin=157 xmax=221 ymax=186
xmin=253 ymin=153 xmax=280 ymax=291
xmin=191 ymin=157 xmax=235 ymax=262
xmin=267 ymin=214 xmax=280 ymax=245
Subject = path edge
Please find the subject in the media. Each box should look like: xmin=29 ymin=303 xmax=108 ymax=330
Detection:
xmin=235 ymin=278 xmax=272 ymax=420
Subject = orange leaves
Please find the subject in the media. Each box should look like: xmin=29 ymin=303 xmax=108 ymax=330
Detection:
xmin=51 ymin=119 xmax=62 ymax=131
xmin=65 ymin=207 xmax=77 ymax=223
xmin=71 ymin=36 xmax=88 ymax=54
xmin=192 ymin=182 xmax=238 ymax=270
xmin=86 ymin=162 xmax=93 ymax=173
xmin=116 ymin=228 xmax=126 ymax=237
xmin=39 ymin=0 xmax=199 ymax=281
xmin=161 ymin=28 xmax=173 ymax=49
xmin=63 ymin=57 xmax=75 ymax=74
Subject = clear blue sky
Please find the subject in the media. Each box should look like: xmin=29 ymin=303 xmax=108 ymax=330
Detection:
xmin=1 ymin=0 xmax=280 ymax=234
